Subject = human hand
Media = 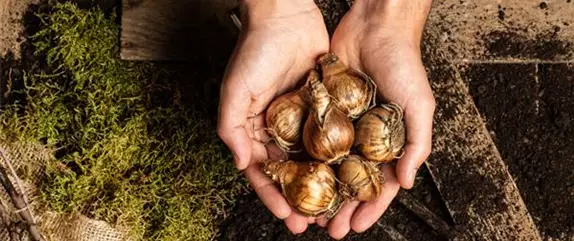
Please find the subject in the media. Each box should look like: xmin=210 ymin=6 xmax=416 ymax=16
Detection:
xmin=217 ymin=0 xmax=329 ymax=234
xmin=316 ymin=0 xmax=435 ymax=238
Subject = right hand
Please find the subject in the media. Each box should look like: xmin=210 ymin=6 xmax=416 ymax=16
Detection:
xmin=217 ymin=0 xmax=329 ymax=234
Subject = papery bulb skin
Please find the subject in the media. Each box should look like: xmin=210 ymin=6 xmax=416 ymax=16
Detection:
xmin=302 ymin=71 xmax=354 ymax=164
xmin=337 ymin=155 xmax=382 ymax=202
xmin=318 ymin=52 xmax=376 ymax=119
xmin=354 ymin=103 xmax=406 ymax=162
xmin=265 ymin=74 xmax=312 ymax=151
xmin=262 ymin=160 xmax=339 ymax=217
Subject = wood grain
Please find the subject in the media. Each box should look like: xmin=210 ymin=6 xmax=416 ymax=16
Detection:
xmin=396 ymin=190 xmax=453 ymax=238
xmin=423 ymin=30 xmax=542 ymax=239
xmin=120 ymin=0 xmax=237 ymax=60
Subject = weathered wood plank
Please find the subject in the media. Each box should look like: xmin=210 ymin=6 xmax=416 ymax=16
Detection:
xmin=423 ymin=30 xmax=542 ymax=239
xmin=120 ymin=0 xmax=238 ymax=61
xmin=395 ymin=190 xmax=453 ymax=238
xmin=426 ymin=0 xmax=574 ymax=62
xmin=120 ymin=0 xmax=354 ymax=60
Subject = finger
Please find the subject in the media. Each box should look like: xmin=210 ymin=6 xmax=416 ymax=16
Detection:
xmin=246 ymin=113 xmax=269 ymax=142
xmin=244 ymin=164 xmax=292 ymax=219
xmin=217 ymin=72 xmax=253 ymax=170
xmin=284 ymin=212 xmax=309 ymax=234
xmin=351 ymin=164 xmax=400 ymax=233
xmin=265 ymin=142 xmax=288 ymax=161
xmin=251 ymin=138 xmax=270 ymax=163
xmin=397 ymin=95 xmax=435 ymax=189
xmin=328 ymin=201 xmax=360 ymax=240
xmin=316 ymin=216 xmax=328 ymax=227
xmin=250 ymin=116 xmax=286 ymax=162
xmin=308 ymin=216 xmax=316 ymax=224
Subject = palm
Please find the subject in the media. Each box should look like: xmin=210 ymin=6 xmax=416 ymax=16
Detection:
xmin=228 ymin=12 xmax=329 ymax=113
xmin=218 ymin=4 xmax=329 ymax=234
xmin=316 ymin=8 xmax=435 ymax=239
xmin=232 ymin=7 xmax=329 ymax=162
xmin=332 ymin=33 xmax=431 ymax=114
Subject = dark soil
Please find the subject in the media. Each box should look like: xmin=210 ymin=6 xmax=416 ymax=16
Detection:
xmin=313 ymin=0 xmax=349 ymax=35
xmin=483 ymin=28 xmax=572 ymax=60
xmin=218 ymin=189 xmax=447 ymax=241
xmin=464 ymin=62 xmax=574 ymax=239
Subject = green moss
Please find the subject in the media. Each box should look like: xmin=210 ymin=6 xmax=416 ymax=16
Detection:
xmin=0 ymin=3 xmax=243 ymax=240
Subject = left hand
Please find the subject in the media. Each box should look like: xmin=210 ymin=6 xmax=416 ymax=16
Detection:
xmin=316 ymin=0 xmax=436 ymax=238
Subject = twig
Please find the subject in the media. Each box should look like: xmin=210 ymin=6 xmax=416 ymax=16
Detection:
xmin=0 ymin=201 xmax=19 ymax=241
xmin=0 ymin=147 xmax=45 ymax=241
xmin=344 ymin=0 xmax=354 ymax=8
xmin=396 ymin=189 xmax=454 ymax=238
xmin=6 ymin=68 xmax=13 ymax=99
xmin=229 ymin=7 xmax=242 ymax=31
xmin=376 ymin=221 xmax=408 ymax=241
xmin=1 ymin=148 xmax=35 ymax=222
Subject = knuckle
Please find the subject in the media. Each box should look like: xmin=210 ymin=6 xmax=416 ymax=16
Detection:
xmin=420 ymin=145 xmax=432 ymax=159
xmin=429 ymin=97 xmax=437 ymax=110
xmin=424 ymin=95 xmax=437 ymax=111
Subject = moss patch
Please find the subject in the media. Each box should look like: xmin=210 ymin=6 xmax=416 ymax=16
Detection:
xmin=0 ymin=2 xmax=243 ymax=240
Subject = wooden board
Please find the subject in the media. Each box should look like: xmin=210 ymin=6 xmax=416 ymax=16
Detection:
xmin=426 ymin=0 xmax=574 ymax=62
xmin=120 ymin=0 xmax=238 ymax=61
xmin=423 ymin=31 xmax=542 ymax=239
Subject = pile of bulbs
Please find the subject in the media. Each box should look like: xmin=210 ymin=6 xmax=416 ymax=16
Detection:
xmin=262 ymin=52 xmax=406 ymax=218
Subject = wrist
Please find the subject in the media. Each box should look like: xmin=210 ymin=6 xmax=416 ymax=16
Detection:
xmin=354 ymin=0 xmax=432 ymax=44
xmin=241 ymin=0 xmax=318 ymax=22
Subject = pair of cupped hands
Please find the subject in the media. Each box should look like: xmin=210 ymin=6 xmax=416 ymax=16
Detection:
xmin=217 ymin=0 xmax=435 ymax=239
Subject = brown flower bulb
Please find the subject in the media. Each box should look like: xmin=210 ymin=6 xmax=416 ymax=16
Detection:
xmin=263 ymin=160 xmax=340 ymax=217
xmin=337 ymin=155 xmax=383 ymax=201
xmin=302 ymin=70 xmax=355 ymax=164
xmin=354 ymin=103 xmax=406 ymax=162
xmin=317 ymin=52 xmax=376 ymax=119
xmin=265 ymin=74 xmax=312 ymax=151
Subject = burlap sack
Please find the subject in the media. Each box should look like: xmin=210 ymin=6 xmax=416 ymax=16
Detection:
xmin=0 ymin=141 xmax=132 ymax=241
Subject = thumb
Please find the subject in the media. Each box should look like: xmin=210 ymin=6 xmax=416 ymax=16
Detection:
xmin=217 ymin=67 xmax=253 ymax=171
xmin=396 ymin=95 xmax=435 ymax=189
